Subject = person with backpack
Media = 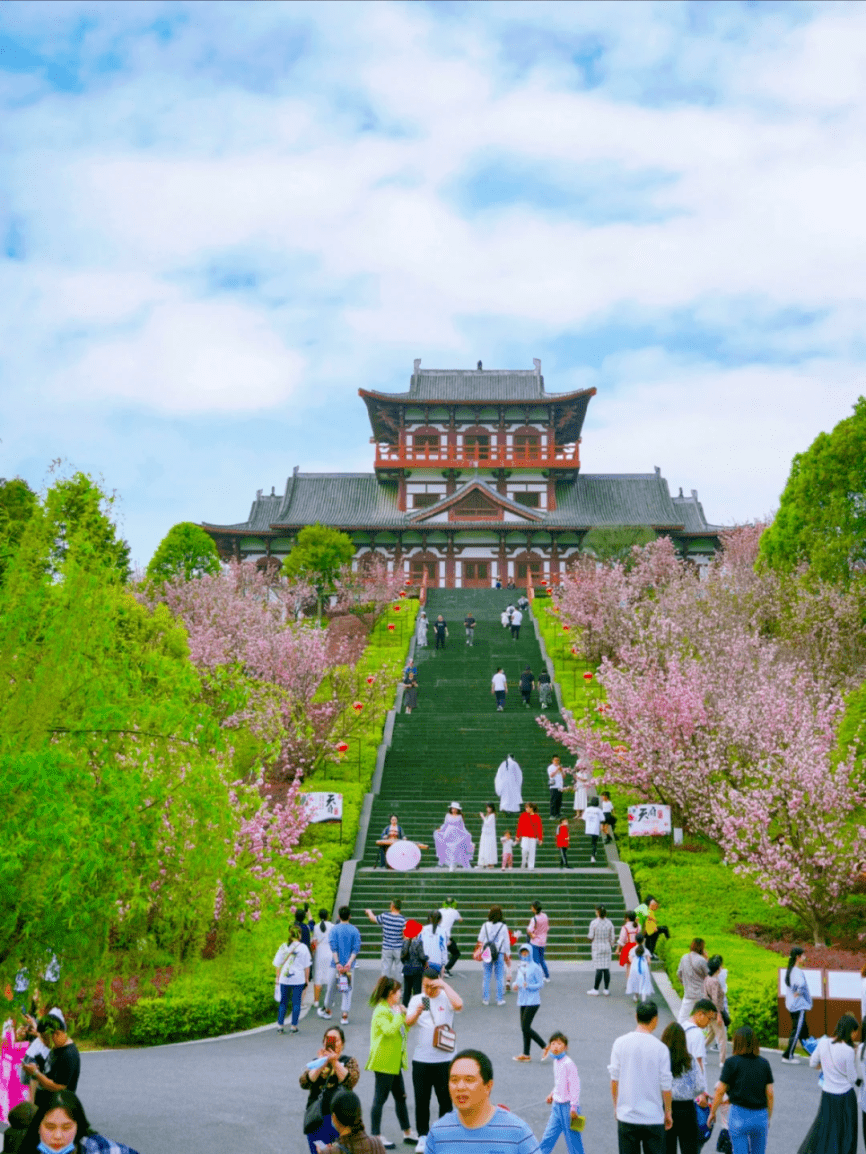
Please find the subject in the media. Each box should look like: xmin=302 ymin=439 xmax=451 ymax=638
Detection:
xmin=402 ymin=932 xmax=426 ymax=1002
xmin=475 ymin=906 xmax=511 ymax=1007
xmin=519 ymin=666 xmax=535 ymax=707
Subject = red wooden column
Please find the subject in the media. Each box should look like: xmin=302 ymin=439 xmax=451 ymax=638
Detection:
xmin=445 ymin=532 xmax=456 ymax=588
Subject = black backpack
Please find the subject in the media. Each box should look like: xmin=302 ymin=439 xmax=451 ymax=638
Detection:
xmin=401 ymin=936 xmax=424 ymax=967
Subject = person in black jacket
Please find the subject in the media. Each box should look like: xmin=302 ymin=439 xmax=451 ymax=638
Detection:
xmin=519 ymin=666 xmax=535 ymax=707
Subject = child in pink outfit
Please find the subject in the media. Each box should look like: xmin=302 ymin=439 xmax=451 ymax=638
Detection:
xmin=501 ymin=830 xmax=514 ymax=869
xmin=540 ymin=1031 xmax=583 ymax=1153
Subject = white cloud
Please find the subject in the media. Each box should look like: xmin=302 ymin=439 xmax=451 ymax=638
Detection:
xmin=3 ymin=0 xmax=866 ymax=561
xmin=581 ymin=349 xmax=864 ymax=523
xmin=57 ymin=299 xmax=305 ymax=413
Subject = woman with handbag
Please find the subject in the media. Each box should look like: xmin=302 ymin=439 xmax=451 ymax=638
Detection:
xmin=273 ymin=924 xmax=312 ymax=1034
xmin=313 ymin=1090 xmax=385 ymax=1154
xmin=405 ymin=968 xmax=462 ymax=1148
xmin=366 ymin=977 xmax=417 ymax=1149
xmin=300 ymin=1026 xmax=360 ymax=1154
xmin=708 ymin=1026 xmax=773 ymax=1154
xmin=798 ymin=1013 xmax=859 ymax=1154
xmin=704 ymin=955 xmax=729 ymax=1064
xmin=475 ymin=905 xmax=511 ymax=1007
xmin=661 ymin=1022 xmax=702 ymax=1154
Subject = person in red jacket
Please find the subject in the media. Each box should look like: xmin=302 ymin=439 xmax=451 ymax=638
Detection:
xmin=516 ymin=802 xmax=543 ymax=869
xmin=556 ymin=817 xmax=571 ymax=869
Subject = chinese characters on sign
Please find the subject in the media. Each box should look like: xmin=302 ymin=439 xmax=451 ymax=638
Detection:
xmin=627 ymin=804 xmax=672 ymax=837
xmin=301 ymin=792 xmax=344 ymax=824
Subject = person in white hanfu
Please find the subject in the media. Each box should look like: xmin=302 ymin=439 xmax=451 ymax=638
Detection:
xmin=416 ymin=610 xmax=429 ymax=648
xmin=477 ymin=803 xmax=498 ymax=869
xmin=494 ymin=755 xmax=523 ymax=814
xmin=571 ymin=756 xmax=590 ymax=818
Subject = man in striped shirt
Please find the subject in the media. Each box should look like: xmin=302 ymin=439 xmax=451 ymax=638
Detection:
xmin=426 ymin=1049 xmax=540 ymax=1154
xmin=365 ymin=899 xmax=407 ymax=979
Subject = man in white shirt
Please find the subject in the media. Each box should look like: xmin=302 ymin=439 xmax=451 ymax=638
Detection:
xmin=406 ymin=969 xmax=463 ymax=1152
xmin=684 ymin=1000 xmax=716 ymax=1100
xmin=547 ymin=757 xmax=564 ymax=818
xmin=439 ymin=902 xmax=463 ymax=978
xmin=491 ymin=668 xmax=508 ymax=711
xmin=609 ymin=1000 xmax=673 ymax=1154
xmin=510 ymin=607 xmax=523 ymax=639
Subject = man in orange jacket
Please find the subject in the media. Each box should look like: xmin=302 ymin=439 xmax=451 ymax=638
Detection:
xmin=515 ymin=802 xmax=543 ymax=869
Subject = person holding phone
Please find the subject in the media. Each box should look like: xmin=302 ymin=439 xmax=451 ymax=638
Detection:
xmin=405 ymin=969 xmax=463 ymax=1152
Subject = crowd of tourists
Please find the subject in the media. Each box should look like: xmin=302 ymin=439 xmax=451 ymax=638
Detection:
xmin=267 ymin=897 xmax=866 ymax=1154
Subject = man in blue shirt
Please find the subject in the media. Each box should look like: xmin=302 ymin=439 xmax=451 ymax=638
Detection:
xmin=426 ymin=1049 xmax=540 ymax=1153
xmin=318 ymin=906 xmax=362 ymax=1026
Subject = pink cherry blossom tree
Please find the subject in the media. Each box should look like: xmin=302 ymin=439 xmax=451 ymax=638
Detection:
xmin=541 ymin=529 xmax=866 ymax=944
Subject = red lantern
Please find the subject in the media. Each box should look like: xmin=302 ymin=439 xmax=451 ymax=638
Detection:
xmin=394 ymin=604 xmax=401 ymax=612
xmin=562 ymin=624 xmax=570 ymax=632
xmin=552 ymin=606 xmax=559 ymax=614
xmin=570 ymin=646 xmax=578 ymax=656
xmin=352 ymin=701 xmax=364 ymax=713
xmin=583 ymin=672 xmax=593 ymax=683
xmin=541 ymin=578 xmax=548 ymax=586
xmin=399 ymin=590 xmax=406 ymax=598
xmin=366 ymin=674 xmax=376 ymax=685
xmin=597 ymin=702 xmax=609 ymax=715
xmin=336 ymin=741 xmax=349 ymax=755
xmin=404 ymin=579 xmax=411 ymax=586
xmin=387 ymin=623 xmax=395 ymax=632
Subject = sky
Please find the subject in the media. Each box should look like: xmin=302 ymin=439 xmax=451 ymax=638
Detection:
xmin=2 ymin=0 xmax=866 ymax=566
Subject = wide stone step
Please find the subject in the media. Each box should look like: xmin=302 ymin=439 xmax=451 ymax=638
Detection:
xmin=345 ymin=589 xmax=629 ymax=962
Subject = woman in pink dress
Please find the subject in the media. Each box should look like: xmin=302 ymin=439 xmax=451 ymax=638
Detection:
xmin=434 ymin=802 xmax=475 ymax=871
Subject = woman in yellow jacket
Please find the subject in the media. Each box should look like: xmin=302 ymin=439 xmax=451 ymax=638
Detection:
xmin=365 ymin=976 xmax=417 ymax=1149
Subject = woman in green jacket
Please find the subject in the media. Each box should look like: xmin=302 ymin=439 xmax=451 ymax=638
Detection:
xmin=365 ymin=976 xmax=416 ymax=1149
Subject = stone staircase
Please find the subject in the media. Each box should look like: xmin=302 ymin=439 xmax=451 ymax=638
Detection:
xmin=346 ymin=588 xmax=626 ymax=960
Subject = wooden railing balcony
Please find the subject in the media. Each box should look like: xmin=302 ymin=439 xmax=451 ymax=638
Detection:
xmin=373 ymin=443 xmax=579 ymax=469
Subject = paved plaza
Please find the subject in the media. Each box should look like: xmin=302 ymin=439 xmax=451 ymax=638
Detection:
xmin=69 ymin=961 xmax=819 ymax=1154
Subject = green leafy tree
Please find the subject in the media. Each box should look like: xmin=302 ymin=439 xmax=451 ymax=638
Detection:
xmin=43 ymin=472 xmax=132 ymax=581
xmin=759 ymin=397 xmax=866 ymax=584
xmin=147 ymin=521 xmax=221 ymax=583
xmin=581 ymin=524 xmax=655 ymax=565
xmin=0 ymin=477 xmax=236 ymax=994
xmin=282 ymin=523 xmax=355 ymax=614
xmin=0 ymin=477 xmax=38 ymax=584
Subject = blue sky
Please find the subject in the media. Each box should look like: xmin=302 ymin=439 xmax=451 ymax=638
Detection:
xmin=2 ymin=0 xmax=866 ymax=564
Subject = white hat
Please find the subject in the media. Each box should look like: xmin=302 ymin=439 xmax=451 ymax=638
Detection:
xmin=449 ymin=801 xmax=462 ymax=811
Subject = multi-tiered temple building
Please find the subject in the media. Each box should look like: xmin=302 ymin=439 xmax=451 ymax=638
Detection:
xmin=201 ymin=360 xmax=721 ymax=586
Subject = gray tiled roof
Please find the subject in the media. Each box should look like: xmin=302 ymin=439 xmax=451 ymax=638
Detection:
xmin=274 ymin=473 xmax=403 ymax=528
xmin=204 ymin=472 xmax=720 ymax=537
xmin=409 ymin=370 xmax=545 ymax=402
xmin=672 ymin=491 xmax=723 ymax=534
xmin=548 ymin=473 xmax=684 ymax=527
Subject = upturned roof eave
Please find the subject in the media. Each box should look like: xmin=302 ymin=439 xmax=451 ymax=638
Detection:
xmin=358 ymin=387 xmax=598 ymax=406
